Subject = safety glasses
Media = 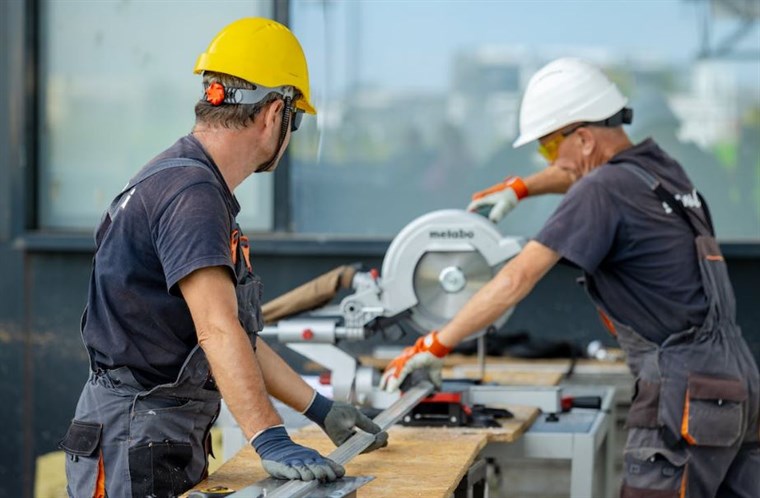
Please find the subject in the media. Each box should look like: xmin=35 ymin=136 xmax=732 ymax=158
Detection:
xmin=537 ymin=124 xmax=585 ymax=162
xmin=290 ymin=108 xmax=304 ymax=132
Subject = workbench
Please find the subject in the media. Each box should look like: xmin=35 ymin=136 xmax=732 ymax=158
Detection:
xmin=185 ymin=405 xmax=539 ymax=497
xmin=362 ymin=353 xmax=630 ymax=498
xmin=206 ymin=355 xmax=630 ymax=497
xmin=447 ymin=356 xmax=629 ymax=497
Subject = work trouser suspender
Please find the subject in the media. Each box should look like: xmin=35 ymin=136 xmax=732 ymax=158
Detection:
xmin=94 ymin=159 xmax=208 ymax=250
xmin=616 ymin=162 xmax=714 ymax=236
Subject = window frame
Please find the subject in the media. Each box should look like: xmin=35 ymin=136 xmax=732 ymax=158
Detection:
xmin=3 ymin=0 xmax=759 ymax=257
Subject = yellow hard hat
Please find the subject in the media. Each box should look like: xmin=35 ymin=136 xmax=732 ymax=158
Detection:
xmin=194 ymin=17 xmax=316 ymax=115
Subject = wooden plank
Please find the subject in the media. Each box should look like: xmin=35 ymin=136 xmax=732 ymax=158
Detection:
xmin=361 ymin=354 xmax=628 ymax=376
xmin=359 ymin=354 xmax=576 ymax=371
xmin=184 ymin=405 xmax=538 ymax=498
xmin=442 ymin=367 xmax=564 ymax=386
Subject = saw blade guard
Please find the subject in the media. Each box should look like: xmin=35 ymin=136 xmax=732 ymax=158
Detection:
xmin=380 ymin=209 xmax=525 ymax=336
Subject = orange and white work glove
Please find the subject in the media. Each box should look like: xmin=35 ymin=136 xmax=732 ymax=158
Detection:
xmin=467 ymin=176 xmax=528 ymax=223
xmin=380 ymin=331 xmax=452 ymax=393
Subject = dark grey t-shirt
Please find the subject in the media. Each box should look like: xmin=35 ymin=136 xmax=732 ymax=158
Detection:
xmin=535 ymin=139 xmax=709 ymax=344
xmin=83 ymin=135 xmax=240 ymax=387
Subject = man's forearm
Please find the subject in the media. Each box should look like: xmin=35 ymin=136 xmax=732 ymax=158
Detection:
xmin=255 ymin=338 xmax=315 ymax=412
xmin=199 ymin=324 xmax=282 ymax=440
xmin=437 ymin=264 xmax=530 ymax=348
xmin=437 ymin=241 xmax=561 ymax=348
xmin=523 ymin=165 xmax=576 ymax=196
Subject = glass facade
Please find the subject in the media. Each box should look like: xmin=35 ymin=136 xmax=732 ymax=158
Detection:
xmin=38 ymin=1 xmax=274 ymax=231
xmin=37 ymin=1 xmax=760 ymax=240
xmin=290 ymin=0 xmax=760 ymax=240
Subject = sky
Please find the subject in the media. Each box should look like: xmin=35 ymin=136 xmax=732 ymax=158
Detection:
xmin=292 ymin=0 xmax=759 ymax=95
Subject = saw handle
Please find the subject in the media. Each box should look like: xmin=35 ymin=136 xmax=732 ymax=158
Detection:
xmin=473 ymin=204 xmax=494 ymax=219
xmin=400 ymin=368 xmax=436 ymax=393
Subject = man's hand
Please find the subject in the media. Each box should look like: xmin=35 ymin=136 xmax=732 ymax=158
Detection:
xmin=467 ymin=176 xmax=528 ymax=223
xmin=304 ymin=392 xmax=389 ymax=453
xmin=380 ymin=331 xmax=451 ymax=393
xmin=251 ymin=425 xmax=345 ymax=481
xmin=550 ymin=157 xmax=581 ymax=184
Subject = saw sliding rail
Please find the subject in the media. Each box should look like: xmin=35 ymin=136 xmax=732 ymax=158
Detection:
xmin=230 ymin=380 xmax=435 ymax=498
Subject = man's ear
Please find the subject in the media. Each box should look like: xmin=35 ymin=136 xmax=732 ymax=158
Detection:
xmin=262 ymin=98 xmax=285 ymax=131
xmin=577 ymin=127 xmax=595 ymax=156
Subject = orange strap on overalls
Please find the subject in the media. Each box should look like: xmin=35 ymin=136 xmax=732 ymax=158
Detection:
xmin=240 ymin=234 xmax=252 ymax=272
xmin=230 ymin=229 xmax=252 ymax=272
xmin=597 ymin=308 xmax=618 ymax=337
xmin=93 ymin=452 xmax=106 ymax=498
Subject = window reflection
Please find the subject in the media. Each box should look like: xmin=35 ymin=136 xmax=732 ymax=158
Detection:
xmin=291 ymin=0 xmax=760 ymax=239
xmin=39 ymin=2 xmax=273 ymax=231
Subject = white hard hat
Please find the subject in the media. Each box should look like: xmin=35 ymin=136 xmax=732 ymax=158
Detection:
xmin=513 ymin=58 xmax=629 ymax=148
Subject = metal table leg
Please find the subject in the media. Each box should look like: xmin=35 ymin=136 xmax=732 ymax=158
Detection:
xmin=453 ymin=458 xmax=488 ymax=498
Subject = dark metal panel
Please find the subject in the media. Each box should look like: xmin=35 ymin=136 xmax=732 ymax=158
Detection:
xmin=16 ymin=231 xmax=391 ymax=257
xmin=0 ymin=1 xmax=8 ymax=242
xmin=274 ymin=0 xmax=289 ymax=25
xmin=0 ymin=0 xmax=33 ymax=496
xmin=1 ymin=0 xmax=29 ymax=242
xmin=27 ymin=253 xmax=92 ymax=467
xmin=15 ymin=230 xmax=760 ymax=259
xmin=0 ymin=247 xmax=26 ymax=498
xmin=272 ymin=0 xmax=292 ymax=232
xmin=14 ymin=231 xmax=96 ymax=254
xmin=23 ymin=0 xmax=40 ymax=233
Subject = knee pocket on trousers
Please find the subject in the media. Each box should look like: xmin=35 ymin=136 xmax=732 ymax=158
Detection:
xmin=622 ymin=448 xmax=687 ymax=498
xmin=60 ymin=420 xmax=103 ymax=497
xmin=682 ymin=374 xmax=747 ymax=447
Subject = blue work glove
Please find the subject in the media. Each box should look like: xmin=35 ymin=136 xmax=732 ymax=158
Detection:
xmin=304 ymin=392 xmax=389 ymax=453
xmin=251 ymin=425 xmax=345 ymax=481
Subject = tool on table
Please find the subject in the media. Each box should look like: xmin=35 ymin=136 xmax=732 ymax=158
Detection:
xmin=188 ymin=486 xmax=235 ymax=498
xmin=400 ymin=373 xmax=513 ymax=428
xmin=401 ymin=391 xmax=513 ymax=428
xmin=222 ymin=380 xmax=436 ymax=498
xmin=219 ymin=476 xmax=373 ymax=498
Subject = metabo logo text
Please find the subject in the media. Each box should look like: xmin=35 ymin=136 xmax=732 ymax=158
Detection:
xmin=429 ymin=228 xmax=475 ymax=239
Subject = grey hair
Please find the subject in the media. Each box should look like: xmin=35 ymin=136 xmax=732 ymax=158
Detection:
xmin=194 ymin=71 xmax=281 ymax=129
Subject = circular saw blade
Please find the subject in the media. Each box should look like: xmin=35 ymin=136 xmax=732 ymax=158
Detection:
xmin=409 ymin=250 xmax=493 ymax=333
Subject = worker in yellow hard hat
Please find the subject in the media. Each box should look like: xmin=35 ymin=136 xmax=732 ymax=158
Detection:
xmin=383 ymin=58 xmax=759 ymax=497
xmin=61 ymin=18 xmax=386 ymax=497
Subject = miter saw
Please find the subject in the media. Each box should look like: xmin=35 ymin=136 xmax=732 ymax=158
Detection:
xmin=259 ymin=209 xmax=566 ymax=412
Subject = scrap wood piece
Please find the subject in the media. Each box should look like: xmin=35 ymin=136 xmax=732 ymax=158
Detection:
xmin=262 ymin=264 xmax=357 ymax=324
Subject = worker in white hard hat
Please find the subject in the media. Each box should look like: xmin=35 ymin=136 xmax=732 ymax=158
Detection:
xmin=61 ymin=18 xmax=386 ymax=497
xmin=382 ymin=57 xmax=759 ymax=497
